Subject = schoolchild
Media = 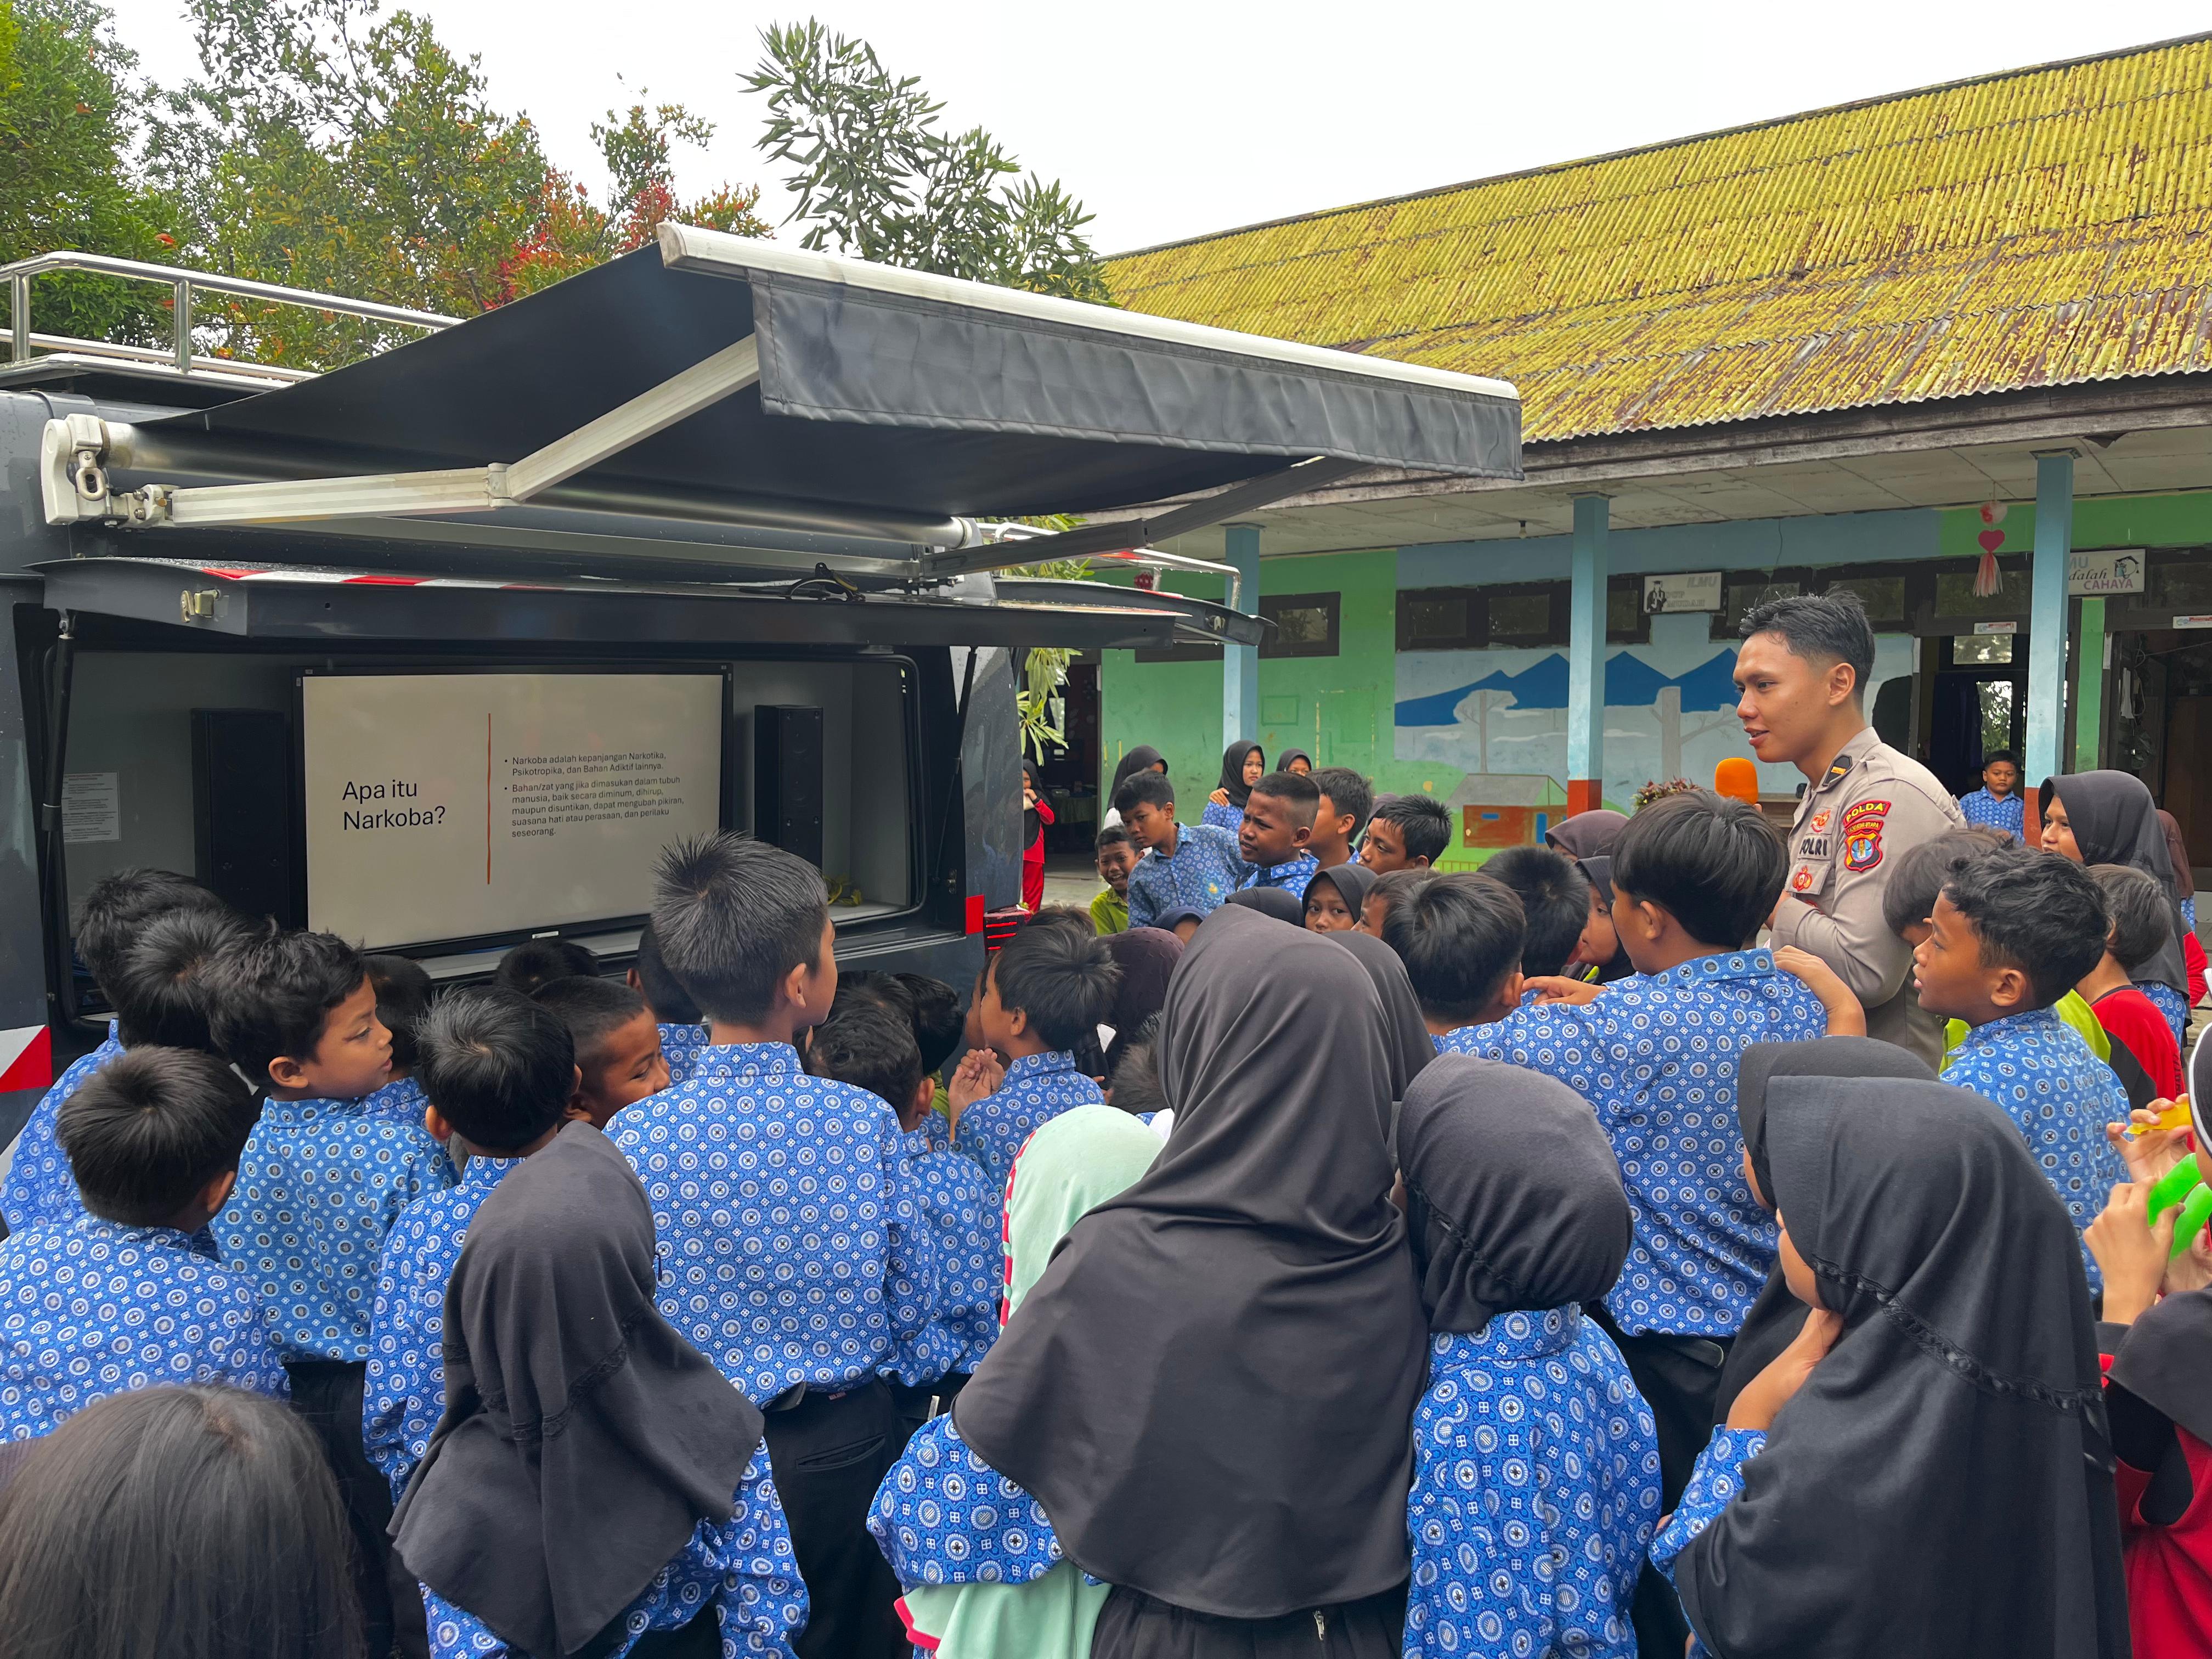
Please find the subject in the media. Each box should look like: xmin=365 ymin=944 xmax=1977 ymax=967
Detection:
xmin=1309 ymin=766 xmax=1373 ymax=871
xmin=0 ymin=1048 xmax=285 ymax=1442
xmin=1910 ymin=845 xmax=2129 ymax=1283
xmin=530 ymin=975 xmax=670 ymax=1128
xmin=607 ymin=831 xmax=920 ymax=1659
xmin=896 ymin=973 xmax=968 ymax=1082
xmin=1203 ymin=740 xmax=1265 ymax=834
xmin=1358 ymin=793 xmax=1451 ymax=874
xmin=1235 ymin=769 xmax=1322 ymax=899
xmin=1958 ymin=748 xmax=2026 ymax=842
xmin=2041 ymin=770 xmax=2197 ymax=1046
xmin=2082 ymin=864 xmax=2187 ymax=1105
xmin=1480 ymin=844 xmax=1593 ymax=980
xmin=0 ymin=867 xmax=229 ymax=1233
xmin=490 ymin=936 xmax=599 ymax=996
xmin=1381 ymin=872 xmax=1527 ymax=1047
xmin=362 ymin=952 xmax=437 ymax=1132
xmin=948 ymin=923 xmax=1119 ymax=1195
xmin=629 ymin=917 xmax=711 ymax=1087
xmin=390 ymin=1121 xmax=807 ymax=1659
xmin=809 ymin=1002 xmax=997 ymax=1434
xmin=1395 ymin=1056 xmax=1661 ymax=1659
xmin=205 ymin=921 xmax=454 ymax=1659
xmin=1302 ymin=862 xmax=1376 ymax=933
xmin=364 ymin=987 xmax=578 ymax=1517
xmin=1358 ymin=867 xmax=1433 ymax=940
xmin=1115 ymin=770 xmax=1245 ymax=930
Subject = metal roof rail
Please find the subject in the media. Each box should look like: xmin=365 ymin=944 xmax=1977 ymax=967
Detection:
xmin=2 ymin=250 xmax=454 ymax=382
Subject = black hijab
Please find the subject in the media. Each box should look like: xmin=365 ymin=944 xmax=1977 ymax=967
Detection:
xmin=1714 ymin=1037 xmax=1937 ymax=1423
xmin=1102 ymin=927 xmax=1183 ymax=1076
xmin=1306 ymin=860 xmax=1376 ymax=921
xmin=1107 ymin=746 xmax=1166 ymax=812
xmin=1276 ymin=747 xmax=1313 ymax=774
xmin=1023 ymin=758 xmax=1046 ymax=846
xmin=1397 ymin=1055 xmax=1630 ymax=1331
xmin=1224 ymin=886 xmax=1302 ymax=925
xmin=2158 ymin=808 xmax=2196 ymax=900
xmin=953 ymin=906 xmax=1425 ymax=1620
xmin=1329 ymin=924 xmax=1435 ymax=1113
xmin=1675 ymin=1076 xmax=2129 ymax=1659
xmin=2042 ymin=770 xmax=2189 ymax=994
xmin=1216 ymin=740 xmax=1264 ymax=811
xmin=1544 ymin=808 xmax=1629 ymax=862
xmin=391 ymin=1124 xmax=763 ymax=1658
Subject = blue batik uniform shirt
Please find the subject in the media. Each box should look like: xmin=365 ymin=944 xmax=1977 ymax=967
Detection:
xmin=1239 ymin=850 xmax=1319 ymax=901
xmin=215 ymin=1096 xmax=455 ymax=1364
xmin=0 ymin=1212 xmax=289 ymax=1440
xmin=657 ymin=1022 xmax=711 ymax=1087
xmin=610 ymin=1042 xmax=928 ymax=1405
xmin=1464 ymin=950 xmax=1827 ymax=1336
xmin=1200 ymin=799 xmax=1243 ymax=834
xmin=0 ymin=1021 xmax=122 ymax=1233
xmin=1405 ymin=1310 xmax=1660 ymax=1659
xmin=887 ymin=1122 xmax=1001 ymax=1387
xmin=1124 ymin=823 xmax=1245 ymax=929
xmin=363 ymin=1155 xmax=525 ymax=1500
xmin=1957 ymin=787 xmax=2027 ymax=843
xmin=359 ymin=1072 xmax=430 ymax=1132
xmin=952 ymin=1051 xmax=1104 ymax=1200
xmin=1941 ymin=1006 xmax=2129 ymax=1291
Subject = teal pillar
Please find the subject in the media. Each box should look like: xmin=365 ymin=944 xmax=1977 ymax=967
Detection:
xmin=1566 ymin=495 xmax=1609 ymax=814
xmin=2025 ymin=452 xmax=2074 ymax=788
xmin=1223 ymin=523 xmax=1260 ymax=752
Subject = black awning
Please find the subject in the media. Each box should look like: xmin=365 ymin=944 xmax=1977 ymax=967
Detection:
xmin=141 ymin=228 xmax=1519 ymax=523
xmin=32 ymin=557 xmax=1267 ymax=652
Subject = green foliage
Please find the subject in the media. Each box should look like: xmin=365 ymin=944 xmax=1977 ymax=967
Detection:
xmin=745 ymin=19 xmax=1110 ymax=303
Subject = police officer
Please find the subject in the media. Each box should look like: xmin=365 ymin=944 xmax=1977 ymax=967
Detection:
xmin=1734 ymin=591 xmax=1964 ymax=1065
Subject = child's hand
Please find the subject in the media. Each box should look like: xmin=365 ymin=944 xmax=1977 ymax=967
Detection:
xmin=2107 ymin=1107 xmax=2191 ymax=1185
xmin=2085 ymin=1181 xmax=2174 ymax=1325
xmin=1772 ymin=946 xmax=1866 ymax=1037
xmin=1023 ymin=781 xmax=1037 ymax=809
xmin=946 ymin=1048 xmax=1005 ymax=1130
xmin=1525 ymin=975 xmax=1602 ymax=1006
xmin=1726 ymin=1306 xmax=1843 ymax=1431
xmin=1207 ymin=787 xmax=1231 ymax=806
xmin=2167 ymin=1224 xmax=2212 ymax=1298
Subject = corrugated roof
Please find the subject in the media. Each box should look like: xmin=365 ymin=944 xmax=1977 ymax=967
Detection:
xmin=1105 ymin=35 xmax=2212 ymax=444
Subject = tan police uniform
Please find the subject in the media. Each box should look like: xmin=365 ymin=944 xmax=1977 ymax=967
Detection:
xmin=1768 ymin=725 xmax=1966 ymax=1067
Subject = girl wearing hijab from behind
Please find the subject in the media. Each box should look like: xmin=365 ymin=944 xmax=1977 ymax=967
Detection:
xmin=1203 ymin=741 xmax=1265 ymax=834
xmin=390 ymin=1123 xmax=806 ymax=1659
xmin=2042 ymin=770 xmax=2202 ymax=1046
xmin=1651 ymin=1070 xmax=2130 ymax=1659
xmin=871 ymin=906 xmax=1427 ymax=1658
xmin=1395 ymin=1055 xmax=1660 ymax=1659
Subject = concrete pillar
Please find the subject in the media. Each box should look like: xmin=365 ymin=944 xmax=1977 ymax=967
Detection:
xmin=1567 ymin=495 xmax=1609 ymax=814
xmin=2073 ymin=596 xmax=2105 ymax=772
xmin=1222 ymin=523 xmax=1261 ymax=753
xmin=2025 ymin=452 xmax=2074 ymax=788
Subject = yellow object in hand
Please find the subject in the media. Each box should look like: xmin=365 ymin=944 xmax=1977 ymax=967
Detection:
xmin=2154 ymin=1094 xmax=2193 ymax=1133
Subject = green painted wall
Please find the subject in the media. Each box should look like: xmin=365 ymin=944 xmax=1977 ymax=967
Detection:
xmin=1938 ymin=490 xmax=2212 ymax=556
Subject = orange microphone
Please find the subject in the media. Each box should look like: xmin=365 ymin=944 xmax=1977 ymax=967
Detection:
xmin=1713 ymin=756 xmax=1760 ymax=805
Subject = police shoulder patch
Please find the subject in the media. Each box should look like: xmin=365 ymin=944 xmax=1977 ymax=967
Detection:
xmin=1840 ymin=799 xmax=1892 ymax=873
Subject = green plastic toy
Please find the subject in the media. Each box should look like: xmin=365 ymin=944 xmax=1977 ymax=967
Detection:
xmin=2147 ymin=1152 xmax=2212 ymax=1259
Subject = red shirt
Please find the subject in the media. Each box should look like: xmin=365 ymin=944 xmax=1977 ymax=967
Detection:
xmin=2115 ymin=1426 xmax=2212 ymax=1655
xmin=2095 ymin=985 xmax=2185 ymax=1101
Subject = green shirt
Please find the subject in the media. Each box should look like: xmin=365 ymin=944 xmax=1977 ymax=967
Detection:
xmin=1090 ymin=887 xmax=1128 ymax=935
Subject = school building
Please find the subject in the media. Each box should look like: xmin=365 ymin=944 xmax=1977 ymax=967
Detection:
xmin=1041 ymin=32 xmax=2212 ymax=879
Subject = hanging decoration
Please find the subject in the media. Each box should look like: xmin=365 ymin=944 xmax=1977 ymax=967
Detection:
xmin=1974 ymin=502 xmax=2008 ymax=599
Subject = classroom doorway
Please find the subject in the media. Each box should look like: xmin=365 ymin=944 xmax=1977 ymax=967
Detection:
xmin=1033 ymin=656 xmax=1102 ymax=854
xmin=1927 ymin=633 xmax=2025 ymax=795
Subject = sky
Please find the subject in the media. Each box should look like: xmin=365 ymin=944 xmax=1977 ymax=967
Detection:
xmin=101 ymin=0 xmax=2212 ymax=256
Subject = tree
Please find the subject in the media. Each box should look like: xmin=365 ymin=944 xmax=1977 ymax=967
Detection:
xmin=745 ymin=20 xmax=1109 ymax=303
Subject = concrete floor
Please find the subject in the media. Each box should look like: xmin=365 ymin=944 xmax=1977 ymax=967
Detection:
xmin=1041 ymin=851 xmax=1109 ymax=913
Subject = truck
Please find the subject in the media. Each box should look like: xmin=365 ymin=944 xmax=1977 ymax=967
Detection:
xmin=0 ymin=224 xmax=1520 ymax=1150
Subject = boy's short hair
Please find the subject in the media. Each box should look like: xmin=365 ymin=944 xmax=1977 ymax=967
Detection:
xmin=990 ymin=920 xmax=1120 ymax=1052
xmin=531 ymin=975 xmax=650 ymax=1072
xmin=1369 ymin=794 xmax=1452 ymax=864
xmin=203 ymin=923 xmax=369 ymax=1080
xmin=71 ymin=869 xmax=228 ymax=1000
xmin=1478 ymin=845 xmax=1590 ymax=978
xmin=1612 ymin=790 xmax=1787 ymax=949
xmin=1366 ymin=868 xmax=1434 ymax=931
xmin=2087 ymin=864 xmax=2173 ymax=973
xmin=1881 ymin=827 xmax=2013 ymax=938
xmin=1942 ymin=846 xmax=2109 ymax=1008
xmin=1311 ymin=767 xmax=1374 ymax=837
xmin=1739 ymin=589 xmax=1877 ymax=703
xmin=1113 ymin=770 xmax=1177 ymax=819
xmin=1249 ymin=770 xmax=1321 ymax=828
xmin=894 ymin=973 xmax=965 ymax=1074
xmin=1105 ymin=1019 xmax=1167 ymax=1117
xmin=110 ymin=909 xmax=250 ymax=1052
xmin=630 ymin=919 xmax=703 ymax=1026
xmin=364 ymin=955 xmax=434 ymax=1072
xmin=651 ymin=832 xmax=828 ymax=1025
xmin=415 ymin=986 xmax=575 ymax=1150
xmin=1381 ymin=873 xmax=1527 ymax=1026
xmin=58 ymin=1048 xmax=257 ymax=1225
xmin=806 ymin=1001 xmax=924 ymax=1115
xmin=1983 ymin=749 xmax=2017 ymax=767
xmin=1095 ymin=824 xmax=1132 ymax=854
xmin=493 ymin=939 xmax=601 ymax=996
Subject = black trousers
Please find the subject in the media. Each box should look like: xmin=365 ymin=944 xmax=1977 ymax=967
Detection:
xmin=1092 ymin=1582 xmax=1408 ymax=1659
xmin=887 ymin=1372 xmax=969 ymax=1441
xmin=287 ymin=1358 xmax=430 ymax=1659
xmin=1587 ymin=1308 xmax=1734 ymax=1659
xmin=760 ymin=1379 xmax=907 ymax=1659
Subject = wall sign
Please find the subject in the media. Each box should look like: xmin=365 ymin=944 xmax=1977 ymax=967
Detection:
xmin=1973 ymin=620 xmax=2018 ymax=635
xmin=2068 ymin=549 xmax=2146 ymax=595
xmin=1643 ymin=572 xmax=1722 ymax=613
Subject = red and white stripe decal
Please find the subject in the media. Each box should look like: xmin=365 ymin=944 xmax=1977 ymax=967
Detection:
xmin=0 ymin=1026 xmax=52 ymax=1092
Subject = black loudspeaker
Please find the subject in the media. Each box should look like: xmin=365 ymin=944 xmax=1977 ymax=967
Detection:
xmin=191 ymin=709 xmax=300 ymax=924
xmin=754 ymin=705 xmax=824 ymax=868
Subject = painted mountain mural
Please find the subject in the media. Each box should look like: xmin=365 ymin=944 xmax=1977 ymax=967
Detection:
xmin=1394 ymin=649 xmax=1742 ymax=726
